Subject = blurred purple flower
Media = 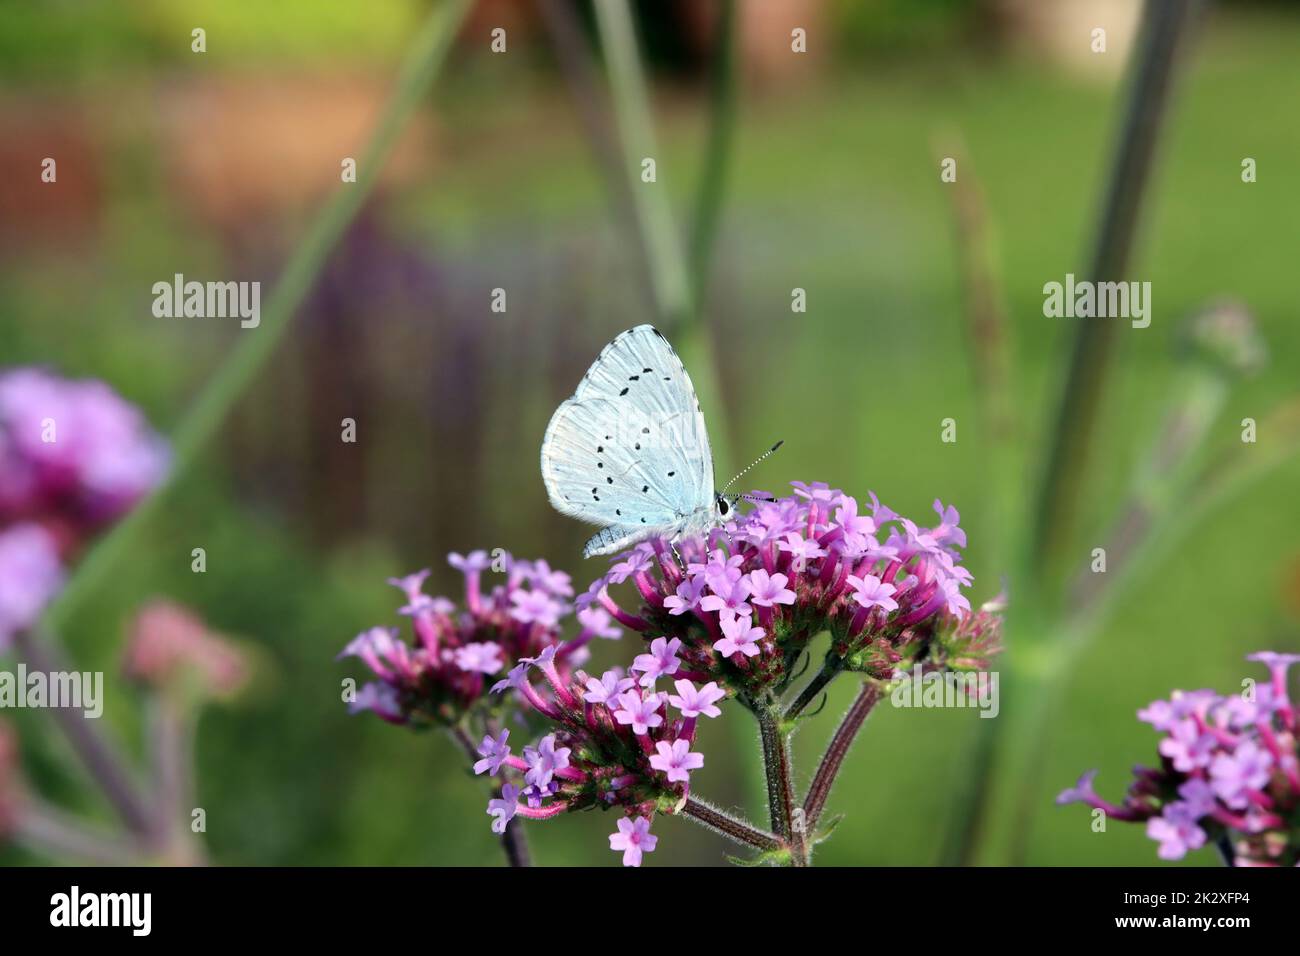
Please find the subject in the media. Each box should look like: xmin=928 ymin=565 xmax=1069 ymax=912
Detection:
xmin=0 ymin=368 xmax=168 ymax=529
xmin=0 ymin=523 xmax=64 ymax=650
xmin=1060 ymin=652 xmax=1300 ymax=865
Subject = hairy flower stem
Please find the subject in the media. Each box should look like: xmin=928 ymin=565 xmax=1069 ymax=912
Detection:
xmin=450 ymin=726 xmax=532 ymax=868
xmin=804 ymin=683 xmax=881 ymax=837
xmin=783 ymin=657 xmax=843 ymax=726
xmin=14 ymin=629 xmax=152 ymax=838
xmin=501 ymin=818 xmax=532 ymax=867
xmin=680 ymin=796 xmax=784 ymax=852
xmin=755 ymin=702 xmax=805 ymax=865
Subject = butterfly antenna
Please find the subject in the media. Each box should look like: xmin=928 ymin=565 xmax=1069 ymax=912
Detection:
xmin=720 ymin=440 xmax=784 ymax=495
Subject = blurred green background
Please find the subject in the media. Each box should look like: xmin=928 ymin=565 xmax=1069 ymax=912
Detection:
xmin=2 ymin=0 xmax=1298 ymax=866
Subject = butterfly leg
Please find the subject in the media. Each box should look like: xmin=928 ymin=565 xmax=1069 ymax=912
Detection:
xmin=668 ymin=539 xmax=685 ymax=572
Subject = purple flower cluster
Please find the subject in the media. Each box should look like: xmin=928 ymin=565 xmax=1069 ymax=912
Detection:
xmin=338 ymin=551 xmax=621 ymax=726
xmin=470 ymin=482 xmax=998 ymax=865
xmin=475 ymin=642 xmax=722 ymax=865
xmin=0 ymin=368 xmax=167 ymax=649
xmin=1058 ymin=652 xmax=1300 ymax=866
xmin=342 ymin=483 xmax=999 ymax=866
xmin=581 ymin=482 xmax=988 ymax=694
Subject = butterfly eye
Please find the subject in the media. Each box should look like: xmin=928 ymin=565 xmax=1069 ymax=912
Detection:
xmin=716 ymin=496 xmax=730 ymax=516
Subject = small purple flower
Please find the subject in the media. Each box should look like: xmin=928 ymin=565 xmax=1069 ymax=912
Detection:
xmin=777 ymin=532 xmax=826 ymax=567
xmin=631 ymin=636 xmax=682 ymax=687
xmin=577 ymin=605 xmax=622 ymax=639
xmin=387 ymin=569 xmax=431 ymax=604
xmin=713 ymin=612 xmax=763 ymax=658
xmin=448 ymin=550 xmax=491 ymax=574
xmin=649 ymin=738 xmax=704 ymax=783
xmin=454 ymin=641 xmax=504 ymax=675
xmin=487 ymin=784 xmax=520 ymax=833
xmin=866 ymin=490 xmax=898 ymax=524
xmin=663 ymin=575 xmax=708 ymax=616
xmin=699 ymin=576 xmax=751 ymax=617
xmin=613 ymin=690 xmax=663 ymax=734
xmin=1177 ymin=777 xmax=1218 ymax=817
xmin=1209 ymin=739 xmax=1273 ymax=809
xmin=689 ymin=549 xmax=743 ymax=584
xmin=791 ymin=480 xmax=840 ymax=505
xmin=473 ymin=729 xmax=512 ymax=775
xmin=1158 ymin=719 xmax=1216 ymax=772
xmin=490 ymin=662 xmax=530 ymax=695
xmin=0 ymin=523 xmax=65 ymax=649
xmin=530 ymin=559 xmax=574 ymax=599
xmin=509 ymin=588 xmax=565 ymax=627
xmin=398 ymin=593 xmax=448 ymax=617
xmin=845 ymin=573 xmax=898 ymax=613
xmin=937 ymin=576 xmax=971 ymax=618
xmin=667 ymin=679 xmax=725 ymax=718
xmin=930 ymin=499 xmax=966 ymax=549
xmin=348 ymin=682 xmax=403 ymax=721
xmin=1146 ymin=802 xmax=1207 ymax=860
xmin=336 ymin=626 xmax=409 ymax=678
xmin=1245 ymin=650 xmax=1300 ymax=675
xmin=743 ymin=569 xmax=796 ymax=608
xmin=1137 ymin=698 xmax=1177 ymax=731
xmin=608 ymin=547 xmax=654 ymax=584
xmin=1055 ymin=769 xmax=1101 ymax=807
xmin=834 ymin=496 xmax=876 ymax=537
xmin=582 ymin=669 xmax=634 ymax=705
xmin=523 ymin=734 xmax=571 ymax=790
xmin=608 ymin=816 xmax=658 ymax=867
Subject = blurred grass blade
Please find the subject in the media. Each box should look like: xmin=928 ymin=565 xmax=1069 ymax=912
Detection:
xmin=1029 ymin=0 xmax=1205 ymax=593
xmin=688 ymin=0 xmax=738 ymax=316
xmin=592 ymin=0 xmax=692 ymax=327
xmin=933 ymin=131 xmax=1017 ymax=567
xmin=43 ymin=0 xmax=472 ymax=630
xmin=967 ymin=0 xmax=1207 ymax=866
xmin=537 ymin=0 xmax=657 ymax=304
xmin=932 ymin=132 xmax=1017 ymax=865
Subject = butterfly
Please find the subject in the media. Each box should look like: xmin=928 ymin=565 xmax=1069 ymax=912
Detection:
xmin=541 ymin=325 xmax=779 ymax=558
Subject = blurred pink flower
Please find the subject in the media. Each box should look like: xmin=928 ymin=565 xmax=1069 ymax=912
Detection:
xmin=123 ymin=601 xmax=248 ymax=697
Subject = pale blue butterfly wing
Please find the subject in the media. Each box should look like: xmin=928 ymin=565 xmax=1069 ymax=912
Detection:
xmin=541 ymin=325 xmax=714 ymax=557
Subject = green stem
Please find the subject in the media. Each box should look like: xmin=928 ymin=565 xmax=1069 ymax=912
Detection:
xmin=14 ymin=801 xmax=143 ymax=865
xmin=13 ymin=629 xmax=152 ymax=837
xmin=680 ymin=795 xmax=784 ymax=852
xmin=755 ymin=701 xmax=804 ymax=865
xmin=40 ymin=0 xmax=473 ymax=632
xmin=783 ymin=656 xmax=842 ymax=725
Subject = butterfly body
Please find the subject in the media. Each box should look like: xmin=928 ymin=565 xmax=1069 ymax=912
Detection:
xmin=540 ymin=325 xmax=726 ymax=558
